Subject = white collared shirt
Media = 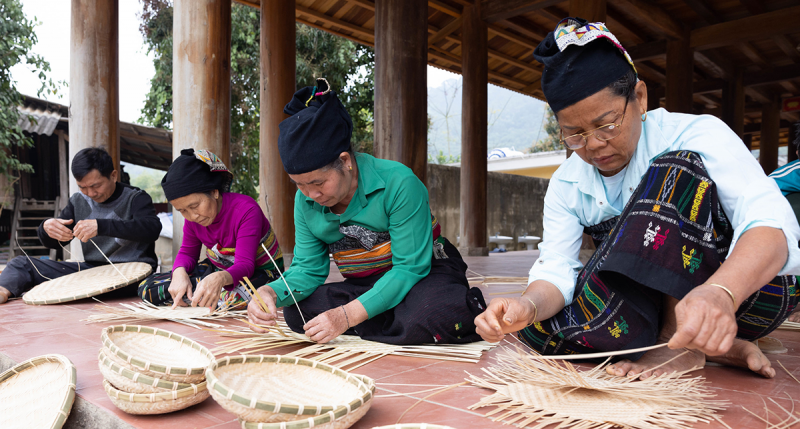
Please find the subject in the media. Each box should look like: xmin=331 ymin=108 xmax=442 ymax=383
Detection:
xmin=530 ymin=108 xmax=800 ymax=305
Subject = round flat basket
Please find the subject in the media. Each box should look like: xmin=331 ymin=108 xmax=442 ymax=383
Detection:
xmin=98 ymin=348 xmax=194 ymax=394
xmin=23 ymin=262 xmax=152 ymax=305
xmin=207 ymin=355 xmax=374 ymax=425
xmin=102 ymin=325 xmax=214 ymax=383
xmin=103 ymin=379 xmax=209 ymax=415
xmin=0 ymin=354 xmax=77 ymax=429
xmin=371 ymin=425 xmax=456 ymax=429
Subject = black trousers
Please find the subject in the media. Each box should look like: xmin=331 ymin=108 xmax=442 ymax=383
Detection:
xmin=0 ymin=255 xmax=95 ymax=297
xmin=283 ymin=238 xmax=487 ymax=345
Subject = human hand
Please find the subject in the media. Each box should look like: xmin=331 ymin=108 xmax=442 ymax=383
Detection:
xmin=668 ymin=284 xmax=738 ymax=356
xmin=247 ymin=285 xmax=278 ymax=332
xmin=788 ymin=308 xmax=800 ymax=323
xmin=169 ymin=268 xmax=193 ymax=309
xmin=191 ymin=271 xmax=230 ymax=310
xmin=43 ymin=218 xmax=74 ymax=242
xmin=474 ymin=297 xmax=537 ymax=343
xmin=304 ymin=306 xmax=349 ymax=343
xmin=0 ymin=286 xmax=11 ymax=304
xmin=73 ymin=219 xmax=98 ymax=243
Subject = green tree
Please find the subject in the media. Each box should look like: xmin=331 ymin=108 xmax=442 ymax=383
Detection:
xmin=0 ymin=0 xmax=60 ymax=190
xmin=529 ymin=105 xmax=561 ymax=153
xmin=138 ymin=1 xmax=374 ymax=199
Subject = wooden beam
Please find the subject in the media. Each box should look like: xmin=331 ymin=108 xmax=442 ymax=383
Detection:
xmin=487 ymin=25 xmax=538 ymax=51
xmin=626 ymin=40 xmax=667 ymax=62
xmin=350 ymin=0 xmax=375 ymax=12
xmin=569 ymin=0 xmax=606 ymax=23
xmin=428 ymin=47 xmax=531 ymax=88
xmin=743 ymin=64 xmax=800 ymax=87
xmin=681 ymin=0 xmax=719 ymax=24
xmin=297 ymin=17 xmax=374 ymax=47
xmin=295 ymin=5 xmax=375 ymax=39
xmin=738 ymin=42 xmax=770 ymax=68
xmin=722 ymin=68 xmax=744 ymax=137
xmin=613 ymin=0 xmax=686 ymax=40
xmin=119 ymin=131 xmax=171 ymax=149
xmin=760 ymin=95 xmax=781 ymax=174
xmin=690 ymin=6 xmax=800 ymax=50
xmin=429 ymin=17 xmax=462 ymax=47
xmin=429 ymin=0 xmax=461 ymax=17
xmin=666 ymin=38 xmax=693 ymax=113
xmin=502 ymin=17 xmax=547 ymax=42
xmin=773 ymin=35 xmax=800 ymax=63
xmin=482 ymin=0 xmax=564 ymax=23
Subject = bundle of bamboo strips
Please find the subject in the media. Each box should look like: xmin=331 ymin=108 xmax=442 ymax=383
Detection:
xmin=778 ymin=320 xmax=800 ymax=331
xmin=83 ymin=300 xmax=246 ymax=329
xmin=742 ymin=393 xmax=799 ymax=429
xmin=467 ymin=347 xmax=728 ymax=429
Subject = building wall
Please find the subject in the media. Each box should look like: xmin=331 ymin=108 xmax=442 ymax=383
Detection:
xmin=427 ymin=164 xmax=549 ymax=251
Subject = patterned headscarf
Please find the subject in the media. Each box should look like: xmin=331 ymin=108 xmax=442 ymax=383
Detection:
xmin=161 ymin=148 xmax=233 ymax=201
xmin=533 ymin=17 xmax=637 ymax=113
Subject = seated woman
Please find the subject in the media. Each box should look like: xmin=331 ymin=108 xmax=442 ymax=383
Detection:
xmin=247 ymin=79 xmax=486 ymax=345
xmin=139 ymin=149 xmax=283 ymax=310
xmin=475 ymin=18 xmax=800 ymax=379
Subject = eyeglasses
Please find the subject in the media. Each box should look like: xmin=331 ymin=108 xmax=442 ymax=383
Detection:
xmin=559 ymin=98 xmax=628 ymax=150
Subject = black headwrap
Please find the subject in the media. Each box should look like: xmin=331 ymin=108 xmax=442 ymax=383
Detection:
xmin=161 ymin=148 xmax=233 ymax=201
xmin=533 ymin=17 xmax=637 ymax=113
xmin=278 ymin=78 xmax=353 ymax=175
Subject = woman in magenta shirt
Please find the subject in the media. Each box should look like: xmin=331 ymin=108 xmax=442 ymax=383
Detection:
xmin=138 ymin=149 xmax=283 ymax=310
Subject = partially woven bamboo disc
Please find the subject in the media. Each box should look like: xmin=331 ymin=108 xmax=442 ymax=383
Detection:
xmin=23 ymin=262 xmax=152 ymax=305
xmin=98 ymin=348 xmax=194 ymax=394
xmin=0 ymin=354 xmax=77 ymax=429
xmin=102 ymin=325 xmax=214 ymax=383
xmin=207 ymin=355 xmax=374 ymax=424
xmin=102 ymin=380 xmax=209 ymax=415
xmin=239 ymin=404 xmax=373 ymax=429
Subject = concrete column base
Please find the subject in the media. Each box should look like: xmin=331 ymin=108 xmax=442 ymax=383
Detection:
xmin=458 ymin=246 xmax=490 ymax=257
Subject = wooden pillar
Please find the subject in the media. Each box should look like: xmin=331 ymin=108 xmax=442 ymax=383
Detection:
xmin=666 ymin=39 xmax=693 ymax=113
xmin=56 ymin=131 xmax=69 ymax=211
xmin=259 ymin=0 xmax=296 ymax=255
xmin=789 ymin=121 xmax=799 ymax=164
xmin=760 ymin=97 xmax=781 ymax=174
xmin=459 ymin=2 xmax=489 ymax=257
xmin=172 ymin=0 xmax=232 ymax=255
xmin=569 ymin=0 xmax=606 ymax=22
xmin=374 ymin=0 xmax=428 ymax=183
xmin=70 ymin=0 xmax=119 ymax=260
xmin=742 ymin=134 xmax=752 ymax=151
xmin=721 ymin=68 xmax=744 ymax=137
xmin=646 ymin=83 xmax=661 ymax=111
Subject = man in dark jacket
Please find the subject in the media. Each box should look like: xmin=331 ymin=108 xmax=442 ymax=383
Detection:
xmin=0 ymin=148 xmax=161 ymax=303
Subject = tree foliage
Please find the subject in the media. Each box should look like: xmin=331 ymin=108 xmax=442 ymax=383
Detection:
xmin=137 ymin=1 xmax=374 ymax=199
xmin=0 ymin=0 xmax=59 ymax=185
xmin=529 ymin=105 xmax=561 ymax=153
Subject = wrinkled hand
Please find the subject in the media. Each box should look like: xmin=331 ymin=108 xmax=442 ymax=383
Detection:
xmin=73 ymin=219 xmax=98 ymax=243
xmin=191 ymin=271 xmax=230 ymax=310
xmin=668 ymin=284 xmax=738 ymax=356
xmin=304 ymin=307 xmax=349 ymax=343
xmin=788 ymin=308 xmax=800 ymax=323
xmin=247 ymin=285 xmax=278 ymax=332
xmin=169 ymin=268 xmax=193 ymax=309
xmin=474 ymin=297 xmax=536 ymax=343
xmin=43 ymin=218 xmax=74 ymax=242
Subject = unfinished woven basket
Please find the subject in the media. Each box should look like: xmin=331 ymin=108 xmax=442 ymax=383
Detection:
xmin=101 ymin=325 xmax=214 ymax=383
xmin=98 ymin=348 xmax=194 ymax=394
xmin=23 ymin=262 xmax=152 ymax=305
xmin=0 ymin=354 xmax=77 ymax=429
xmin=207 ymin=355 xmax=374 ymax=424
xmin=102 ymin=379 xmax=209 ymax=415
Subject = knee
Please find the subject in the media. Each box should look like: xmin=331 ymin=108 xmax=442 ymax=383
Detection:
xmin=7 ymin=256 xmax=31 ymax=270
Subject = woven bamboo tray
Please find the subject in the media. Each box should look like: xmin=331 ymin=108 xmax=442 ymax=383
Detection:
xmin=98 ymin=348 xmax=194 ymax=394
xmin=207 ymin=355 xmax=374 ymax=424
xmin=0 ymin=354 xmax=77 ymax=429
xmin=102 ymin=379 xmax=209 ymax=415
xmin=101 ymin=325 xmax=215 ymax=383
xmin=23 ymin=262 xmax=152 ymax=305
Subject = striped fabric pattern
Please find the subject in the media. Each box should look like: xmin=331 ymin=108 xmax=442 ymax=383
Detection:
xmin=206 ymin=229 xmax=284 ymax=273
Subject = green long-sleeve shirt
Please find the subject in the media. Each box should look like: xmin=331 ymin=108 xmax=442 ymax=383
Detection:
xmin=269 ymin=153 xmax=434 ymax=318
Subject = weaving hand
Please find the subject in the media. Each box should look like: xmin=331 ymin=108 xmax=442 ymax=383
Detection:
xmin=191 ymin=271 xmax=231 ymax=310
xmin=169 ymin=267 xmax=193 ymax=309
xmin=304 ymin=307 xmax=350 ymax=344
xmin=668 ymin=284 xmax=738 ymax=356
xmin=248 ymin=285 xmax=279 ymax=331
xmin=72 ymin=219 xmax=98 ymax=242
xmin=475 ymin=297 xmax=537 ymax=343
xmin=43 ymin=218 xmax=74 ymax=242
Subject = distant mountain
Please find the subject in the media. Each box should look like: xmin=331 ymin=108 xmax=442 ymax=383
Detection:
xmin=427 ymin=77 xmax=548 ymax=159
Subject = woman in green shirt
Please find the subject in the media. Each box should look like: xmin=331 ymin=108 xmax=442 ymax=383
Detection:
xmin=247 ymin=79 xmax=486 ymax=345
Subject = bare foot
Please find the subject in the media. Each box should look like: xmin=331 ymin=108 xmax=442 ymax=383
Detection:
xmin=706 ymin=338 xmax=775 ymax=378
xmin=605 ymin=342 xmax=705 ymax=380
xmin=788 ymin=308 xmax=800 ymax=323
xmin=0 ymin=286 xmax=10 ymax=304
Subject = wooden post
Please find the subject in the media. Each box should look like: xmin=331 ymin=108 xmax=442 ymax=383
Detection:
xmin=789 ymin=121 xmax=799 ymax=164
xmin=459 ymin=2 xmax=489 ymax=257
xmin=760 ymin=96 xmax=781 ymax=174
xmin=70 ymin=0 xmax=119 ymax=260
xmin=259 ymin=0 xmax=296 ymax=256
xmin=374 ymin=0 xmax=428 ymax=183
xmin=742 ymin=134 xmax=752 ymax=151
xmin=646 ymin=83 xmax=660 ymax=111
xmin=721 ymin=68 xmax=744 ymax=137
xmin=172 ymin=0 xmax=232 ymax=255
xmin=666 ymin=39 xmax=693 ymax=113
xmin=56 ymin=131 xmax=69 ymax=211
xmin=569 ymin=0 xmax=607 ymax=22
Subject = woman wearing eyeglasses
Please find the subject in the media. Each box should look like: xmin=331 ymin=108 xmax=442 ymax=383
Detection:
xmin=475 ymin=18 xmax=800 ymax=380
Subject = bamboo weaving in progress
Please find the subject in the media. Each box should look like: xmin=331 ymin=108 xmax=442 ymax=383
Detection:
xmin=83 ymin=301 xmax=247 ymax=329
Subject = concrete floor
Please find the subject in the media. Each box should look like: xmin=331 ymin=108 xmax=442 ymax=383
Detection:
xmin=1 ymin=250 xmax=798 ymax=428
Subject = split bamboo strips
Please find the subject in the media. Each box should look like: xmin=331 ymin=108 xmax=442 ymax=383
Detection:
xmin=778 ymin=320 xmax=800 ymax=331
xmin=83 ymin=301 xmax=247 ymax=329
xmin=741 ymin=394 xmax=800 ymax=429
xmin=467 ymin=347 xmax=728 ymax=429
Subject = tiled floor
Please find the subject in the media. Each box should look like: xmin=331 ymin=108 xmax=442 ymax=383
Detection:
xmin=1 ymin=250 xmax=798 ymax=428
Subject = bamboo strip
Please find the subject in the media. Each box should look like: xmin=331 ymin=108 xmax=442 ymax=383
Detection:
xmin=241 ymin=277 xmax=287 ymax=337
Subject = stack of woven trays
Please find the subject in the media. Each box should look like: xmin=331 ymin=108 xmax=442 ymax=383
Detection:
xmin=206 ymin=355 xmax=376 ymax=429
xmin=98 ymin=325 xmax=215 ymax=414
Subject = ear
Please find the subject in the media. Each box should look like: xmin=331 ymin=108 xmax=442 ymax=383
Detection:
xmin=110 ymin=169 xmax=119 ymax=182
xmin=635 ymin=80 xmax=648 ymax=114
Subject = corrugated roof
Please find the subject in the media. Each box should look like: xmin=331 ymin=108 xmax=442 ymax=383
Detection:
xmin=16 ymin=106 xmax=62 ymax=136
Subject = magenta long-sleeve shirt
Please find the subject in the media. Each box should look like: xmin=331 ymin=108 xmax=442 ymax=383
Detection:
xmin=173 ymin=192 xmax=272 ymax=286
